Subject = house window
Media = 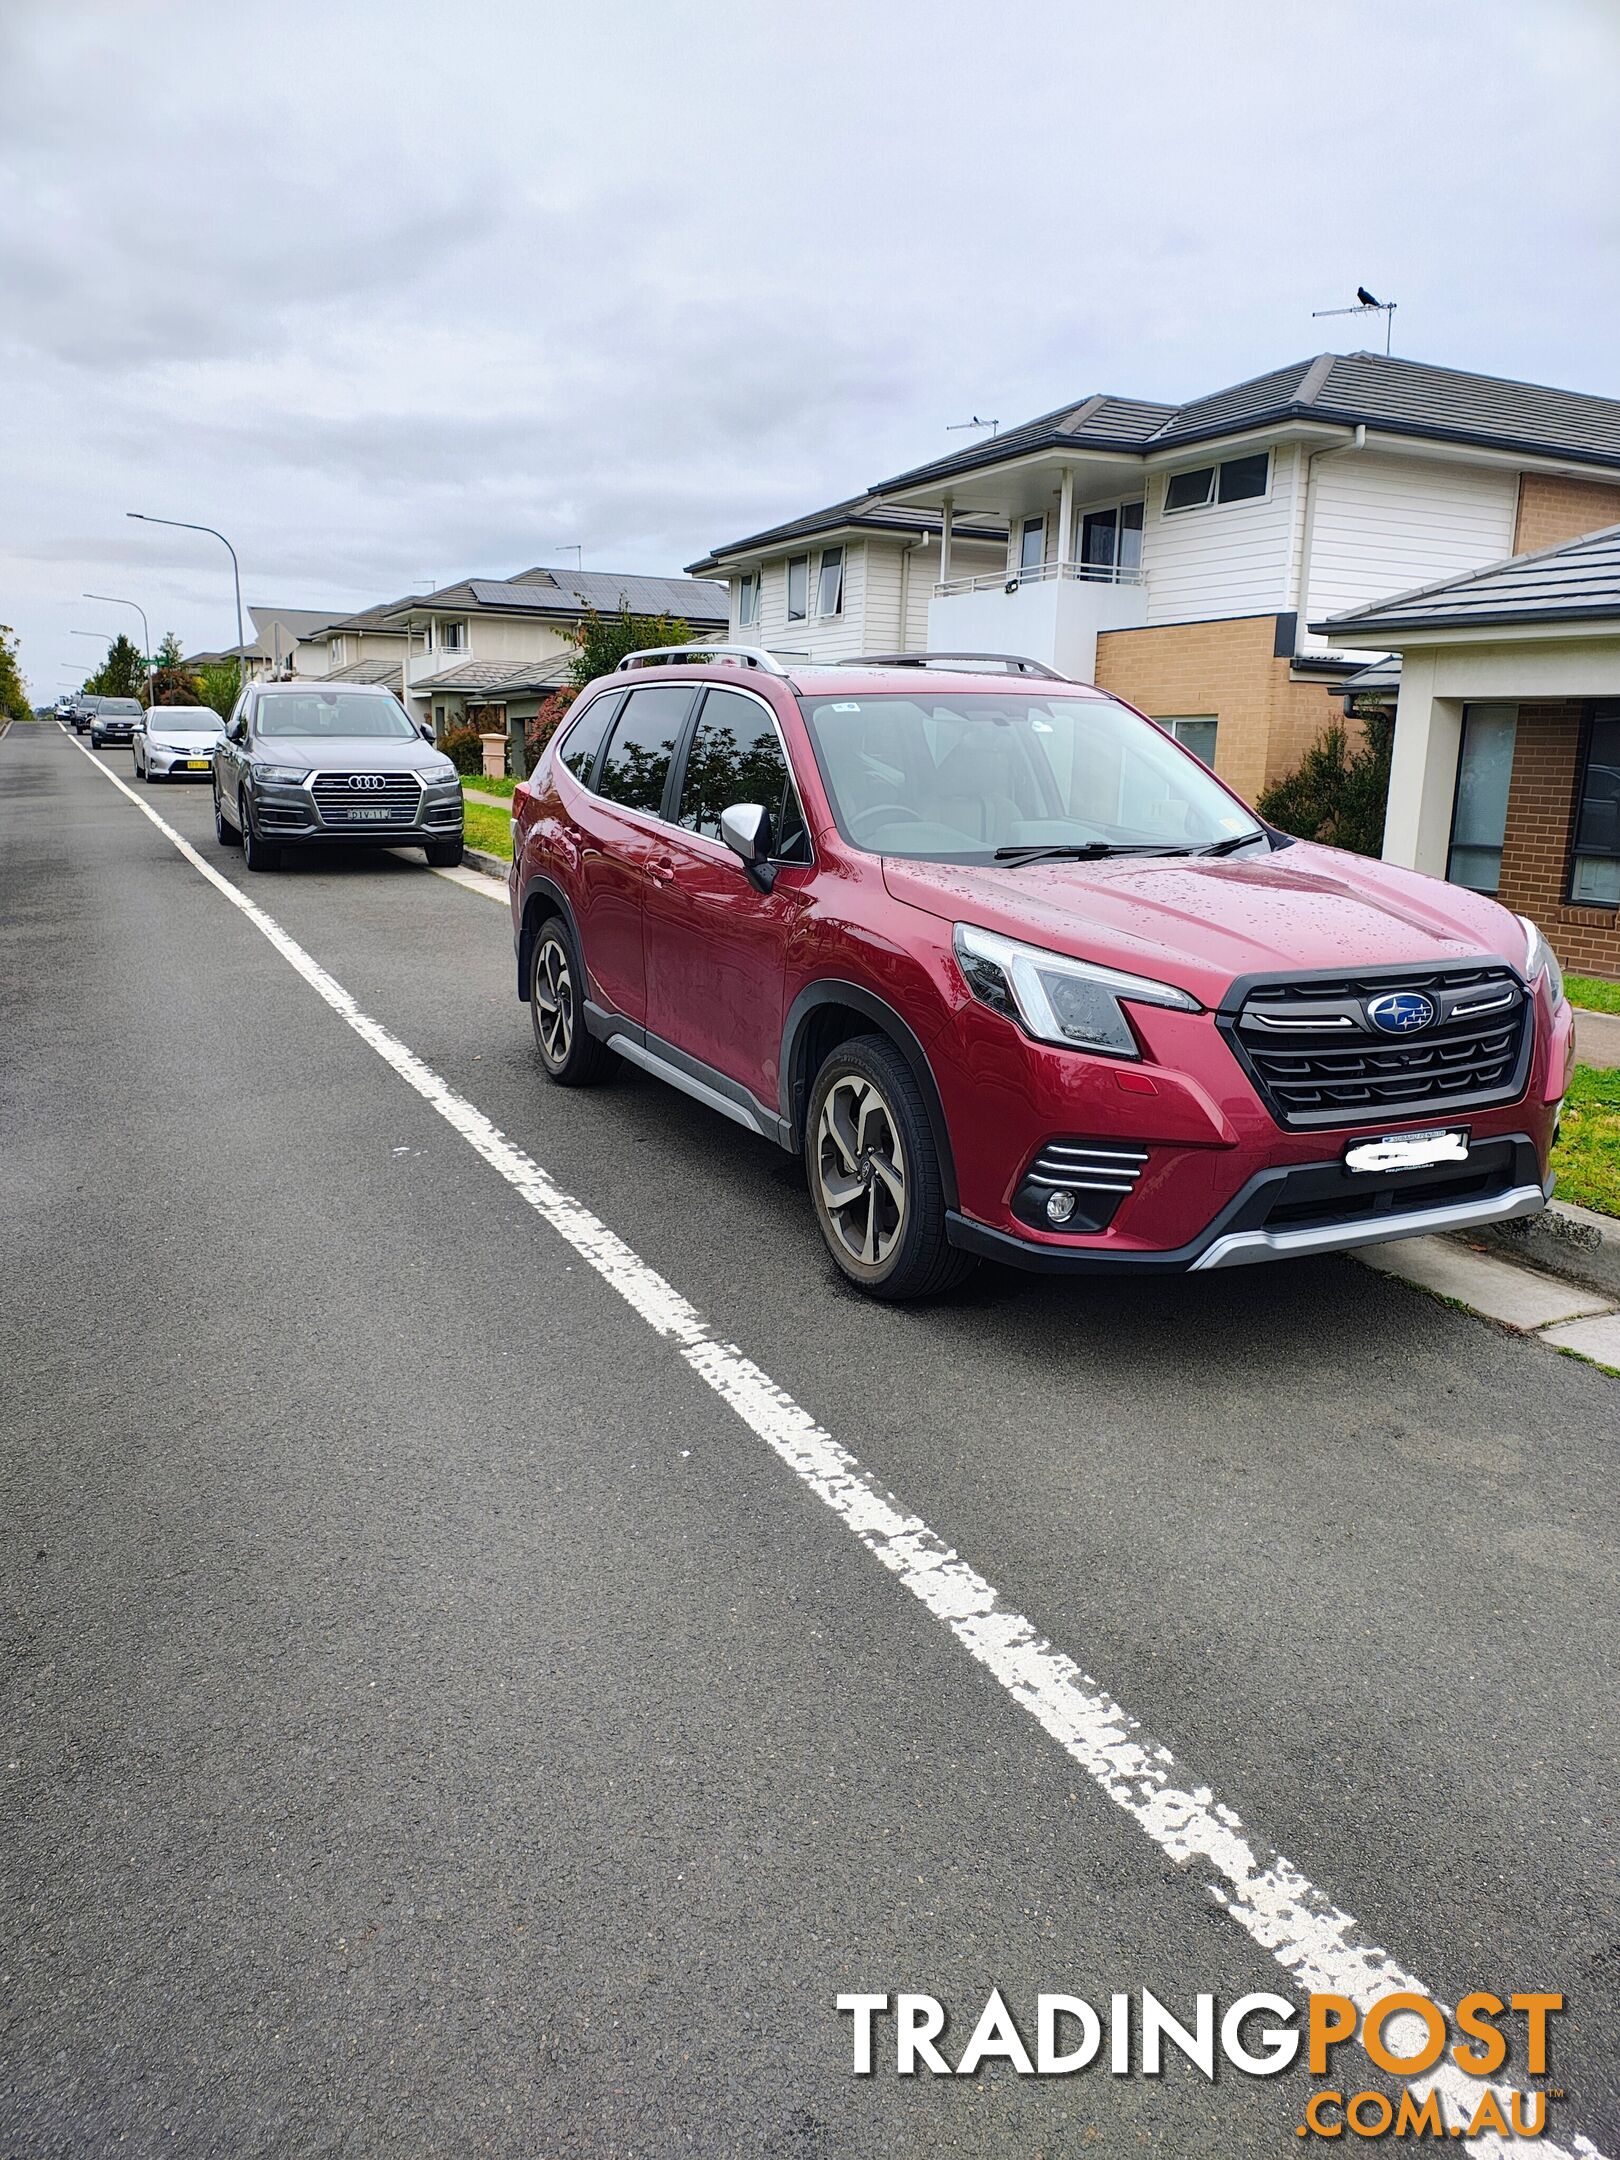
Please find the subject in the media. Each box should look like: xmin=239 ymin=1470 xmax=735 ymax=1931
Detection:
xmin=1446 ymin=703 xmax=1518 ymax=894
xmin=420 ymin=621 xmax=434 ymax=652
xmin=1571 ymin=703 xmax=1620 ymax=904
xmin=440 ymin=620 xmax=467 ymax=652
xmin=816 ymin=546 xmax=844 ymax=617
xmin=328 ymin=636 xmax=346 ymax=666
xmin=1163 ymin=451 xmax=1270 ymax=513
xmin=738 ymin=572 xmax=760 ymax=628
xmin=1153 ymin=715 xmax=1219 ymax=767
xmin=1079 ymin=501 xmax=1145 ymax=578
xmin=786 ymin=555 xmax=809 ymax=622
xmin=1019 ymin=517 xmax=1046 ymax=572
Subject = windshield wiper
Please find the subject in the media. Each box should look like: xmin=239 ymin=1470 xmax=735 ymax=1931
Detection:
xmin=1196 ymin=830 xmax=1269 ymax=857
xmin=991 ymin=842 xmax=1188 ymax=864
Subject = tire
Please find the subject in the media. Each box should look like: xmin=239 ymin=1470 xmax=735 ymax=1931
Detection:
xmin=529 ymin=915 xmax=611 ymax=1087
xmin=806 ymin=1033 xmax=975 ymax=1302
xmin=424 ymin=837 xmax=464 ymax=868
xmin=239 ymin=791 xmax=280 ymax=872
xmin=214 ymin=786 xmax=241 ymax=848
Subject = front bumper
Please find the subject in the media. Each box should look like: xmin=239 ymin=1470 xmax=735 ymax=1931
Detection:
xmin=252 ymin=780 xmax=463 ymax=844
xmin=947 ymin=1135 xmax=1552 ymax=1273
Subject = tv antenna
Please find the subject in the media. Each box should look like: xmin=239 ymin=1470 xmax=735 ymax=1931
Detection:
xmin=1313 ymin=288 xmax=1397 ymax=356
xmin=548 ymin=544 xmax=584 ymax=568
xmin=947 ymin=414 xmax=999 ymax=439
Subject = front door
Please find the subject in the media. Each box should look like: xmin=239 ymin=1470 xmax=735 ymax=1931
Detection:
xmin=643 ymin=685 xmax=814 ymax=1111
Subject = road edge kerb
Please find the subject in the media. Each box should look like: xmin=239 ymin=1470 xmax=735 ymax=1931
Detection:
xmin=464 ymin=843 xmax=510 ymax=880
xmin=1457 ymin=1196 xmax=1620 ymax=1299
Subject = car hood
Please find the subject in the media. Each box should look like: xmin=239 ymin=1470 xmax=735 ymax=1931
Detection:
xmin=882 ymin=841 xmax=1530 ymax=1006
xmin=255 ymin=737 xmax=439 ymax=771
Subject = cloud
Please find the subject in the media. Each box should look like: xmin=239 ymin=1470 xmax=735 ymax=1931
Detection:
xmin=4 ymin=0 xmax=1618 ymax=692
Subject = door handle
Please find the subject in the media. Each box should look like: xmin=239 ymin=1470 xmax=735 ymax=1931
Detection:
xmin=648 ymin=855 xmax=676 ymax=883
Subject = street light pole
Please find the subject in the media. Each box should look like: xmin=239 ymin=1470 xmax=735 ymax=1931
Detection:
xmin=84 ymin=591 xmax=154 ymax=711
xmin=127 ymin=513 xmax=248 ymax=693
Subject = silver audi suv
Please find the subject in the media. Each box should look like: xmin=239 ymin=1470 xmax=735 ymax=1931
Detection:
xmin=212 ymin=681 xmax=465 ymax=871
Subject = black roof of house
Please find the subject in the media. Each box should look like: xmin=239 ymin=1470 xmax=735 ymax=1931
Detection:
xmin=1316 ymin=520 xmax=1620 ymax=639
xmin=687 ymin=491 xmax=1006 ymax=574
xmin=874 ymin=352 xmax=1620 ymax=494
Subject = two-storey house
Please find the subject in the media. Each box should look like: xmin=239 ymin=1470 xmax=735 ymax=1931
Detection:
xmin=697 ymin=354 xmax=1620 ymax=807
xmin=382 ymin=566 xmax=727 ymax=735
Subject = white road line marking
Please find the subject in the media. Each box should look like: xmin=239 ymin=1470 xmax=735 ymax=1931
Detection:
xmin=64 ymin=726 xmax=1602 ymax=2158
xmin=430 ymin=862 xmax=507 ymax=903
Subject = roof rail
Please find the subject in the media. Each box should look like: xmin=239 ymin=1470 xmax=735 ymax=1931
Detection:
xmin=616 ymin=641 xmax=792 ymax=675
xmin=853 ymin=651 xmax=1069 ymax=680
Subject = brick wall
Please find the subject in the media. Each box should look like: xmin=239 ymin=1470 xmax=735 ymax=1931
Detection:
xmin=1512 ymin=474 xmax=1620 ymax=555
xmin=1093 ymin=615 xmax=1348 ymax=806
xmin=1495 ymin=700 xmax=1619 ymax=978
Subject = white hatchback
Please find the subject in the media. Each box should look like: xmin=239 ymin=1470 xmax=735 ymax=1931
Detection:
xmin=134 ymin=706 xmax=226 ymax=782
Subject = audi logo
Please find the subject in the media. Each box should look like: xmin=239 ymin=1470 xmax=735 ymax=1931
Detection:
xmin=347 ymin=774 xmax=387 ymax=790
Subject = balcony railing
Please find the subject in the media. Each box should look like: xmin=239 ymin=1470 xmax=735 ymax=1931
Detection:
xmin=934 ymin=559 xmax=1146 ymax=598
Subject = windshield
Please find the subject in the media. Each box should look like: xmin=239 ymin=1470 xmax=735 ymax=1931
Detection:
xmin=801 ymin=691 xmax=1264 ymax=862
xmin=102 ymin=700 xmax=143 ymax=715
xmin=255 ymin=690 xmax=416 ymax=740
xmin=148 ymin=708 xmax=218 ymax=731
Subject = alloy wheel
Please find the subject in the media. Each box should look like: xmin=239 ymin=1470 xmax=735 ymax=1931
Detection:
xmin=815 ymin=1073 xmax=907 ymax=1268
xmin=533 ymin=933 xmax=574 ymax=1067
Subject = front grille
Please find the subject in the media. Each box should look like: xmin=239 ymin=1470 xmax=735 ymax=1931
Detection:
xmin=1223 ymin=964 xmax=1531 ymax=1129
xmin=310 ymin=771 xmax=422 ymax=827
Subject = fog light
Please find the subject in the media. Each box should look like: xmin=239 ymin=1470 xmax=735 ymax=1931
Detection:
xmin=1045 ymin=1190 xmax=1076 ymax=1224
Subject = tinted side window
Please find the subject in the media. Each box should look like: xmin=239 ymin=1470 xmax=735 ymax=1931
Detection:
xmin=557 ymin=691 xmax=622 ymax=784
xmin=595 ymin=686 xmax=692 ymax=815
xmin=678 ymin=689 xmax=810 ymax=862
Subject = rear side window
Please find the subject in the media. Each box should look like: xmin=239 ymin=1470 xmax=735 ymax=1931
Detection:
xmin=677 ymin=688 xmax=810 ymax=861
xmin=556 ymin=691 xmax=622 ymax=784
xmin=594 ymin=685 xmax=693 ymax=815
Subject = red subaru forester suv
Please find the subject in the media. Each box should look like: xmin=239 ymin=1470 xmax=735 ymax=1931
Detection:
xmin=508 ymin=647 xmax=1573 ymax=1300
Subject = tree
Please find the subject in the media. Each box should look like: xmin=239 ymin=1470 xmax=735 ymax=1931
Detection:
xmin=146 ymin=630 xmax=200 ymax=707
xmin=83 ymin=633 xmax=145 ymax=701
xmin=194 ymin=660 xmax=241 ymax=718
xmin=0 ymin=624 xmax=29 ymax=722
xmin=562 ymin=603 xmax=691 ymax=686
xmin=1257 ymin=706 xmax=1395 ymax=858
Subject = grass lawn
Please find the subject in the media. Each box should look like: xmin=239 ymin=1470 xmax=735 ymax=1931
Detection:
xmin=1567 ymin=973 xmax=1620 ymax=1015
xmin=1551 ymin=1063 xmax=1620 ymax=1217
xmin=461 ymin=799 xmax=513 ymax=860
xmin=462 ymin=774 xmax=517 ymax=800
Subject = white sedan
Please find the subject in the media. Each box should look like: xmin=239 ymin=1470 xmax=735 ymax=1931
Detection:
xmin=133 ymin=706 xmax=226 ymax=782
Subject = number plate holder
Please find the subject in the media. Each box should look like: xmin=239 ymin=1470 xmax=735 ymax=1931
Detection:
xmin=1343 ymin=1128 xmax=1470 ymax=1176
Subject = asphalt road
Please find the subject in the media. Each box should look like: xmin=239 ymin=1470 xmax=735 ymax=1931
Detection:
xmin=2 ymin=721 xmax=1616 ymax=2158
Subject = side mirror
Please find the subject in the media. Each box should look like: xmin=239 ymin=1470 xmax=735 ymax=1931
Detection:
xmin=419 ymin=723 xmax=434 ymax=742
xmin=719 ymin=802 xmax=776 ymax=892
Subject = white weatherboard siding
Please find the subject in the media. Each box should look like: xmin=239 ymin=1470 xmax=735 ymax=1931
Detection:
xmin=1142 ymin=453 xmax=1299 ymax=626
xmin=724 ymin=537 xmax=1005 ymax=659
xmin=1302 ymin=452 xmax=1519 ymax=655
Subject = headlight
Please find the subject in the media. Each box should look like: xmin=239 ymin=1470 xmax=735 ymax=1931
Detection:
xmin=953 ymin=922 xmax=1201 ymax=1058
xmin=424 ymin=761 xmax=460 ymax=787
xmin=257 ymin=764 xmax=310 ymax=785
xmin=1517 ymin=915 xmax=1566 ymax=1009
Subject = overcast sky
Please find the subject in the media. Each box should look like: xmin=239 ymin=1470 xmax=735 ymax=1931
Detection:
xmin=4 ymin=0 xmax=1618 ymax=697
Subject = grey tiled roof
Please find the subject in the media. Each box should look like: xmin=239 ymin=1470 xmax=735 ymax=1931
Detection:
xmin=1317 ymin=521 xmax=1620 ymax=638
xmin=415 ymin=654 xmax=576 ymax=697
xmin=689 ymin=491 xmax=1006 ymax=572
xmin=315 ymin=597 xmax=419 ymax=636
xmin=326 ymin=657 xmax=403 ymax=689
xmin=386 ymin=568 xmax=726 ymax=625
xmin=871 ymin=351 xmax=1620 ymax=495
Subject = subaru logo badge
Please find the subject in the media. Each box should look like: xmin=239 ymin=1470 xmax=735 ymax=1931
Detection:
xmin=1366 ymin=990 xmax=1436 ymax=1035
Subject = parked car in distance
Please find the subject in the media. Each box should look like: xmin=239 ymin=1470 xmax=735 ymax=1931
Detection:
xmin=509 ymin=645 xmax=1574 ymax=1301
xmin=134 ymin=704 xmax=226 ymax=781
xmin=212 ymin=680 xmax=464 ymax=871
xmin=68 ymin=697 xmax=98 ymax=733
xmin=88 ymin=697 xmax=144 ymax=747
